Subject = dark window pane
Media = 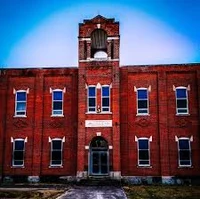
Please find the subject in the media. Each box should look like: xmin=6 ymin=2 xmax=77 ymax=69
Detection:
xmin=138 ymin=100 xmax=147 ymax=109
xmin=102 ymin=98 xmax=109 ymax=106
xmin=93 ymin=165 xmax=99 ymax=173
xmin=17 ymin=92 xmax=26 ymax=101
xmin=52 ymin=160 xmax=61 ymax=165
xmin=89 ymin=87 xmax=96 ymax=96
xmin=180 ymin=151 xmax=190 ymax=160
xmin=53 ymin=102 xmax=62 ymax=110
xmin=139 ymin=140 xmax=148 ymax=149
xmin=139 ymin=150 xmax=149 ymax=160
xmin=101 ymin=153 xmax=108 ymax=164
xmin=92 ymin=153 xmax=99 ymax=164
xmin=102 ymin=107 xmax=109 ymax=112
xmin=176 ymin=89 xmax=186 ymax=98
xmin=53 ymin=110 xmax=62 ymax=115
xmin=16 ymin=111 xmax=26 ymax=115
xmin=14 ymin=160 xmax=23 ymax=166
xmin=15 ymin=141 xmax=24 ymax=150
xmin=52 ymin=140 xmax=62 ymax=150
xmin=52 ymin=151 xmax=61 ymax=160
xmin=179 ymin=140 xmax=189 ymax=149
xmin=53 ymin=91 xmax=62 ymax=100
xmin=102 ymin=87 xmax=109 ymax=96
xmin=138 ymin=109 xmax=148 ymax=114
xmin=180 ymin=160 xmax=190 ymax=165
xmin=17 ymin=102 xmax=26 ymax=111
xmin=14 ymin=151 xmax=23 ymax=160
xmin=139 ymin=160 xmax=149 ymax=165
xmin=138 ymin=90 xmax=147 ymax=99
xmin=89 ymin=98 xmax=95 ymax=106
xmin=177 ymin=99 xmax=187 ymax=108
xmin=178 ymin=109 xmax=187 ymax=113
xmin=101 ymin=165 xmax=108 ymax=174
xmin=89 ymin=107 xmax=95 ymax=112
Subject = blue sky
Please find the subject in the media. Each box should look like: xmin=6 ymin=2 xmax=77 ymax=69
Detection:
xmin=0 ymin=0 xmax=199 ymax=68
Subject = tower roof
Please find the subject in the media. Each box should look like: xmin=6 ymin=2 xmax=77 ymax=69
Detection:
xmin=81 ymin=15 xmax=117 ymax=25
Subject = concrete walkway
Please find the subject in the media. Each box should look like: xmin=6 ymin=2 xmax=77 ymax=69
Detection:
xmin=57 ymin=186 xmax=127 ymax=199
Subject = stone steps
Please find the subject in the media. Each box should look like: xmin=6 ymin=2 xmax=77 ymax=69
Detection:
xmin=77 ymin=177 xmax=121 ymax=186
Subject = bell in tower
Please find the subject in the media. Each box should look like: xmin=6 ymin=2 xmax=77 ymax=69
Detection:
xmin=91 ymin=29 xmax=108 ymax=60
xmin=78 ymin=15 xmax=119 ymax=62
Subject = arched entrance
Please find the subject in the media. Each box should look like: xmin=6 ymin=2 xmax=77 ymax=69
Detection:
xmin=89 ymin=137 xmax=109 ymax=175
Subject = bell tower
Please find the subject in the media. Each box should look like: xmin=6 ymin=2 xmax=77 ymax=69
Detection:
xmin=77 ymin=15 xmax=121 ymax=179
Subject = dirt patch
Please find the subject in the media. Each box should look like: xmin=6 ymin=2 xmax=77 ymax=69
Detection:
xmin=0 ymin=189 xmax=65 ymax=199
xmin=123 ymin=185 xmax=200 ymax=199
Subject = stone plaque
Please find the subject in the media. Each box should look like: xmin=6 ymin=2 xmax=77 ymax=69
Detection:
xmin=85 ymin=120 xmax=112 ymax=127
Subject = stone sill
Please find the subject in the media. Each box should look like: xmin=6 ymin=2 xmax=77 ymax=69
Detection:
xmin=13 ymin=115 xmax=27 ymax=118
xmin=85 ymin=112 xmax=112 ymax=115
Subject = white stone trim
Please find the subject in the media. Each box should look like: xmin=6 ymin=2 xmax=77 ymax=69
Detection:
xmin=79 ymin=38 xmax=91 ymax=41
xmin=79 ymin=58 xmax=119 ymax=62
xmin=96 ymin=83 xmax=101 ymax=89
xmin=96 ymin=132 xmax=101 ymax=136
xmin=107 ymin=36 xmax=119 ymax=40
xmin=85 ymin=120 xmax=112 ymax=127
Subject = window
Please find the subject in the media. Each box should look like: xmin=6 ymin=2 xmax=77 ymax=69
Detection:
xmin=137 ymin=138 xmax=150 ymax=166
xmin=137 ymin=88 xmax=149 ymax=115
xmin=12 ymin=139 xmax=25 ymax=167
xmin=15 ymin=90 xmax=27 ymax=116
xmin=88 ymin=86 xmax=96 ymax=112
xmin=175 ymin=87 xmax=188 ymax=114
xmin=102 ymin=86 xmax=110 ymax=112
xmin=51 ymin=139 xmax=63 ymax=166
xmin=52 ymin=90 xmax=63 ymax=116
xmin=178 ymin=138 xmax=191 ymax=166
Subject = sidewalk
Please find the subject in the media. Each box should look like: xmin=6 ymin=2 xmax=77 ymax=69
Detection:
xmin=57 ymin=186 xmax=127 ymax=199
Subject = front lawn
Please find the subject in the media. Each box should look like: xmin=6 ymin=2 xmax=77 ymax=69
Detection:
xmin=124 ymin=185 xmax=200 ymax=199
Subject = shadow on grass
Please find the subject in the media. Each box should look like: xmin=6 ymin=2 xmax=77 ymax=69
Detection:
xmin=0 ymin=189 xmax=65 ymax=199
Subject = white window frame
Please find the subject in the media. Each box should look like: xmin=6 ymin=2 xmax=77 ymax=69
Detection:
xmin=101 ymin=85 xmax=110 ymax=112
xmin=135 ymin=136 xmax=151 ymax=167
xmin=175 ymin=86 xmax=189 ymax=115
xmin=50 ymin=138 xmax=64 ymax=167
xmin=136 ymin=87 xmax=149 ymax=115
xmin=11 ymin=138 xmax=26 ymax=167
xmin=87 ymin=85 xmax=97 ymax=113
xmin=50 ymin=88 xmax=65 ymax=117
xmin=177 ymin=137 xmax=192 ymax=167
xmin=14 ymin=89 xmax=28 ymax=117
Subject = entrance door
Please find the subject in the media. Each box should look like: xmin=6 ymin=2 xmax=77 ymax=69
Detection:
xmin=89 ymin=137 xmax=109 ymax=175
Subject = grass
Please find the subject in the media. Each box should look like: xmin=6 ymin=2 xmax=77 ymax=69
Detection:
xmin=123 ymin=185 xmax=200 ymax=199
xmin=0 ymin=189 xmax=65 ymax=199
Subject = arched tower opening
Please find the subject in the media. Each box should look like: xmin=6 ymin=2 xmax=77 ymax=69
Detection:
xmin=91 ymin=29 xmax=108 ymax=59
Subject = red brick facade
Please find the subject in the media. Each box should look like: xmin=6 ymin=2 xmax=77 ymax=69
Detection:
xmin=0 ymin=15 xmax=200 ymax=184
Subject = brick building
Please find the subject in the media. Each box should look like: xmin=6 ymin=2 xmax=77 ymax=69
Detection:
xmin=0 ymin=15 xmax=200 ymax=184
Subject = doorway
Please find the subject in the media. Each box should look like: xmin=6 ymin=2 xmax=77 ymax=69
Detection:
xmin=89 ymin=137 xmax=109 ymax=175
